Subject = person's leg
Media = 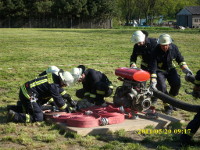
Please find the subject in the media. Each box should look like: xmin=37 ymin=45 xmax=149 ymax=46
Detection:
xmin=157 ymin=71 xmax=173 ymax=114
xmin=7 ymin=90 xmax=43 ymax=123
xmin=167 ymin=69 xmax=181 ymax=96
xmin=180 ymin=111 xmax=200 ymax=146
xmin=94 ymin=82 xmax=113 ymax=105
xmin=76 ymin=88 xmax=85 ymax=99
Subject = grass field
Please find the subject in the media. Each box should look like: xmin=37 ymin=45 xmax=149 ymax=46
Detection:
xmin=0 ymin=28 xmax=200 ymax=149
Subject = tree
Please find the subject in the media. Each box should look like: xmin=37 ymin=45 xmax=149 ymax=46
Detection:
xmin=117 ymin=0 xmax=136 ymax=25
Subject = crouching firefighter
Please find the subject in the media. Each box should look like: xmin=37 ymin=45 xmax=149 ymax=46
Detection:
xmin=180 ymin=70 xmax=200 ymax=146
xmin=71 ymin=65 xmax=113 ymax=108
xmin=7 ymin=70 xmax=74 ymax=123
xmin=38 ymin=66 xmax=77 ymax=111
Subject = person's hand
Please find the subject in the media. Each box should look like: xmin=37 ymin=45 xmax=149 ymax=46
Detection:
xmin=130 ymin=63 xmax=137 ymax=68
xmin=182 ymin=68 xmax=193 ymax=75
xmin=69 ymin=99 xmax=78 ymax=107
xmin=65 ymin=106 xmax=74 ymax=113
xmin=150 ymin=78 xmax=157 ymax=90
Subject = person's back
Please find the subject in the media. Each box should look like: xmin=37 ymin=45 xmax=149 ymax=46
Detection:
xmin=71 ymin=66 xmax=113 ymax=107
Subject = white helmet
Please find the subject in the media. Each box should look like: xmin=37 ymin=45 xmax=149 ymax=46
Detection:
xmin=158 ymin=34 xmax=172 ymax=45
xmin=46 ymin=66 xmax=60 ymax=75
xmin=59 ymin=71 xmax=74 ymax=86
xmin=131 ymin=30 xmax=145 ymax=43
xmin=71 ymin=68 xmax=83 ymax=82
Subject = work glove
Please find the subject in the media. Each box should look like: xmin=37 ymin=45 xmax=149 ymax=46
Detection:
xmin=64 ymin=103 xmax=78 ymax=113
xmin=150 ymin=78 xmax=157 ymax=90
xmin=182 ymin=68 xmax=193 ymax=75
xmin=182 ymin=65 xmax=193 ymax=75
xmin=70 ymin=99 xmax=78 ymax=107
xmin=130 ymin=63 xmax=137 ymax=68
xmin=65 ymin=106 xmax=73 ymax=113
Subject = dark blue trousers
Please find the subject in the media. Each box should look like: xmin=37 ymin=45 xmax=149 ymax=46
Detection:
xmin=156 ymin=68 xmax=181 ymax=96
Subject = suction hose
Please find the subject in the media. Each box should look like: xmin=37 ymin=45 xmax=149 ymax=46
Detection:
xmin=153 ymin=89 xmax=200 ymax=112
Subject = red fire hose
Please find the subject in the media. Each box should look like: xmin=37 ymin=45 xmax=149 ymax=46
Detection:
xmin=45 ymin=104 xmax=126 ymax=128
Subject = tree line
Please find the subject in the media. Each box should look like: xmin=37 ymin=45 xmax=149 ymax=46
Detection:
xmin=0 ymin=0 xmax=199 ymax=28
xmin=117 ymin=0 xmax=200 ymax=26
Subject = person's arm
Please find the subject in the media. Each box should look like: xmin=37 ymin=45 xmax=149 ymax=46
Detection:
xmin=174 ymin=45 xmax=193 ymax=75
xmin=130 ymin=45 xmax=138 ymax=68
xmin=49 ymin=84 xmax=67 ymax=110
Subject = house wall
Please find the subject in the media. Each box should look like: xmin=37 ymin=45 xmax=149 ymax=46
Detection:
xmin=192 ymin=15 xmax=200 ymax=28
xmin=176 ymin=8 xmax=191 ymax=27
xmin=177 ymin=7 xmax=200 ymax=28
xmin=177 ymin=15 xmax=192 ymax=27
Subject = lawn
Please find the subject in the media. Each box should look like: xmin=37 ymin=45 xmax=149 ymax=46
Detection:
xmin=0 ymin=28 xmax=200 ymax=149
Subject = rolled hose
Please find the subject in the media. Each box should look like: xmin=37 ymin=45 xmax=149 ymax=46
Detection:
xmin=153 ymin=89 xmax=200 ymax=112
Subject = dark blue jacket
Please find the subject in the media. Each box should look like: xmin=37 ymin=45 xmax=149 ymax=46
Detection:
xmin=130 ymin=38 xmax=157 ymax=67
xmin=150 ymin=43 xmax=185 ymax=74
xmin=82 ymin=69 xmax=111 ymax=93
xmin=23 ymin=73 xmax=66 ymax=108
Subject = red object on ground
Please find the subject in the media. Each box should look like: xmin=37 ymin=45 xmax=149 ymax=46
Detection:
xmin=99 ymin=112 xmax=125 ymax=125
xmin=44 ymin=104 xmax=126 ymax=128
xmin=66 ymin=113 xmax=100 ymax=128
xmin=115 ymin=67 xmax=150 ymax=82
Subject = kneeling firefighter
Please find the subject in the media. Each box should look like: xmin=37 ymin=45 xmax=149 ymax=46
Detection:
xmin=71 ymin=65 xmax=113 ymax=108
xmin=7 ymin=70 xmax=74 ymax=123
xmin=39 ymin=66 xmax=77 ymax=111
xmin=180 ymin=70 xmax=200 ymax=146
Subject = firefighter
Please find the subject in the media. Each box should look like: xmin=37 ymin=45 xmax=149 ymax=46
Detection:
xmin=149 ymin=33 xmax=193 ymax=115
xmin=130 ymin=30 xmax=157 ymax=71
xmin=38 ymin=66 xmax=77 ymax=110
xmin=7 ymin=70 xmax=74 ymax=123
xmin=180 ymin=70 xmax=200 ymax=146
xmin=71 ymin=65 xmax=113 ymax=107
xmin=8 ymin=66 xmax=77 ymax=113
xmin=130 ymin=30 xmax=158 ymax=104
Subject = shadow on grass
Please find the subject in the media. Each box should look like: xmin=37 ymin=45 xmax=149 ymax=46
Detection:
xmin=0 ymin=106 xmax=8 ymax=124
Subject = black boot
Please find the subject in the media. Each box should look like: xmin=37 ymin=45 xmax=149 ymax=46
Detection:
xmin=180 ymin=134 xmax=193 ymax=146
xmin=164 ymin=105 xmax=173 ymax=115
xmin=7 ymin=110 xmax=17 ymax=122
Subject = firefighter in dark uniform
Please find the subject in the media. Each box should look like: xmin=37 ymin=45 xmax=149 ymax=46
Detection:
xmin=39 ymin=66 xmax=77 ymax=109
xmin=71 ymin=65 xmax=113 ymax=106
xmin=130 ymin=30 xmax=157 ymax=71
xmin=130 ymin=30 xmax=158 ymax=104
xmin=7 ymin=70 xmax=74 ymax=123
xmin=150 ymin=34 xmax=193 ymax=115
xmin=180 ymin=70 xmax=200 ymax=146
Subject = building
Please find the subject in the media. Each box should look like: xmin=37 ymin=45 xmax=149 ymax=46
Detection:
xmin=176 ymin=6 xmax=200 ymax=28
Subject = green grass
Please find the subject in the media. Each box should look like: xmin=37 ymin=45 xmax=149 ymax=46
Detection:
xmin=0 ymin=28 xmax=200 ymax=149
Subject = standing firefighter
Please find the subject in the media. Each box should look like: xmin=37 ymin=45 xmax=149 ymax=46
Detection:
xmin=130 ymin=30 xmax=157 ymax=71
xmin=130 ymin=30 xmax=158 ymax=104
xmin=7 ymin=70 xmax=74 ymax=123
xmin=180 ymin=70 xmax=200 ymax=146
xmin=71 ymin=65 xmax=113 ymax=107
xmin=149 ymin=34 xmax=193 ymax=115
